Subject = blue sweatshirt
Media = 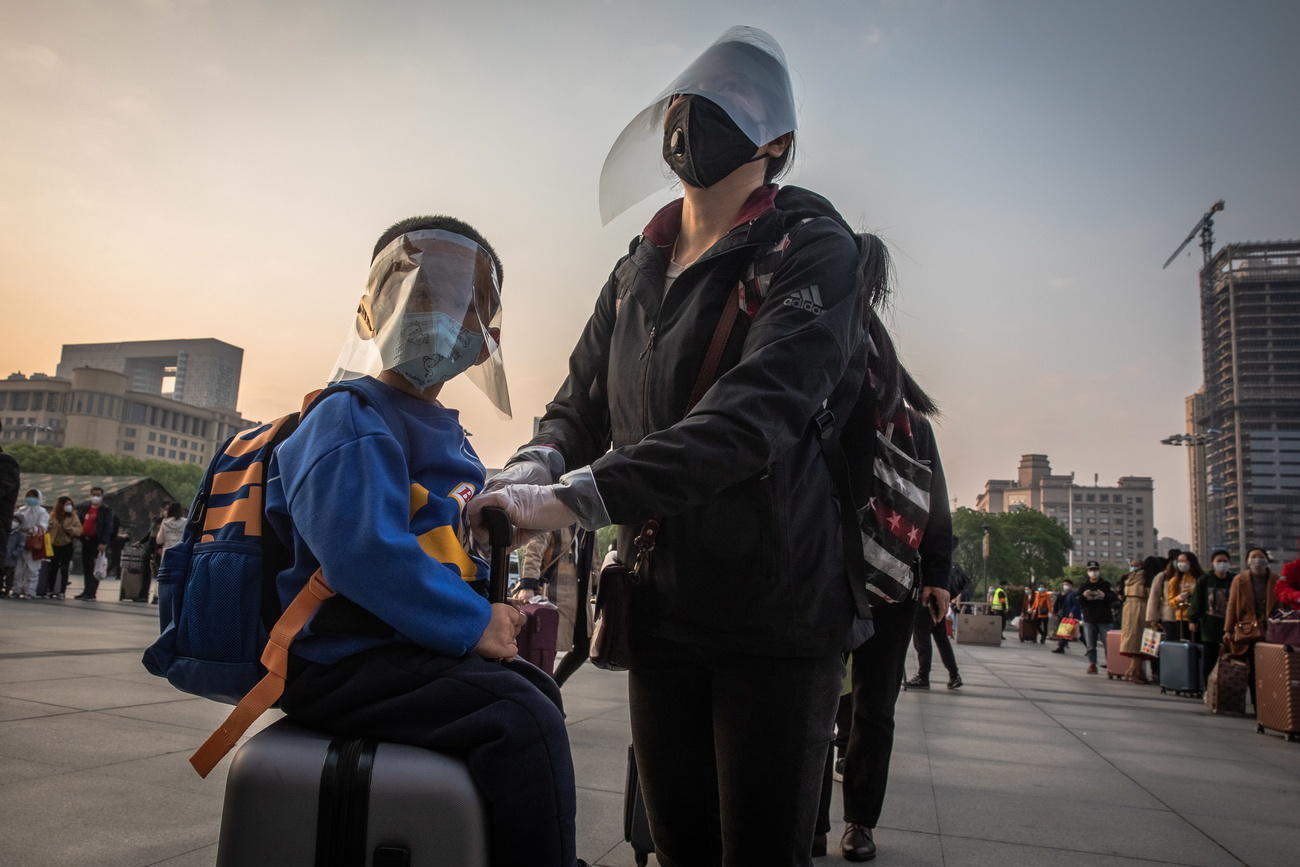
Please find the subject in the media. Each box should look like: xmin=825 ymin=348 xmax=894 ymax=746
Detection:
xmin=265 ymin=376 xmax=491 ymax=664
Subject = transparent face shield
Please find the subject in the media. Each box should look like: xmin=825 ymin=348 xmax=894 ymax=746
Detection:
xmin=330 ymin=229 xmax=511 ymax=417
xmin=598 ymin=25 xmax=798 ymax=225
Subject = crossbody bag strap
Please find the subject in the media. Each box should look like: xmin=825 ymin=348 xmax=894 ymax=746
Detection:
xmin=686 ymin=285 xmax=743 ymax=412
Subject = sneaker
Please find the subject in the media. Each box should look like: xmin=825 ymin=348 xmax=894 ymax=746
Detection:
xmin=833 ymin=756 xmax=845 ymax=783
xmin=1051 ymin=646 xmax=1066 ymax=654
xmin=947 ymin=674 xmax=963 ymax=690
xmin=904 ymin=674 xmax=930 ymax=690
xmin=1087 ymin=664 xmax=1098 ymax=674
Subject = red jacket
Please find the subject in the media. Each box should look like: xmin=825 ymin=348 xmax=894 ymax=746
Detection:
xmin=1278 ymin=560 xmax=1300 ymax=610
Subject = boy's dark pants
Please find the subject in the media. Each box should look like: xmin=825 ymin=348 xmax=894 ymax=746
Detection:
xmin=80 ymin=539 xmax=100 ymax=597
xmin=816 ymin=597 xmax=916 ymax=834
xmin=281 ymin=643 xmax=577 ymax=867
xmin=628 ymin=651 xmax=841 ymax=867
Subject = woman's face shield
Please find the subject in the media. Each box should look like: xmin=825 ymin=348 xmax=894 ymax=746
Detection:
xmin=331 ymin=229 xmax=511 ymax=417
xmin=598 ymin=25 xmax=797 ymax=225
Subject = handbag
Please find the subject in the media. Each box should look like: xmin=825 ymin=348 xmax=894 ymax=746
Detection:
xmin=1140 ymin=626 xmax=1163 ymax=657
xmin=589 ymin=279 xmax=746 ymax=672
xmin=93 ymin=551 xmax=109 ymax=580
xmin=1055 ymin=617 xmax=1079 ymax=641
xmin=24 ymin=532 xmax=48 ymax=561
xmin=1231 ymin=617 xmax=1262 ymax=645
xmin=43 ymin=533 xmax=54 ymax=559
xmin=1266 ymin=608 xmax=1300 ymax=646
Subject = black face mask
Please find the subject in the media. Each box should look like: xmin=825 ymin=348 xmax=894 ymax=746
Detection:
xmin=662 ymin=95 xmax=764 ymax=189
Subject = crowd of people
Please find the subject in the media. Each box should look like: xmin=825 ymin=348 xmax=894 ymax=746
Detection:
xmin=991 ymin=550 xmax=1300 ymax=711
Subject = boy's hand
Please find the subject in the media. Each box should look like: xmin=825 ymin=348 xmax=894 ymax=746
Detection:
xmin=474 ymin=603 xmax=525 ymax=661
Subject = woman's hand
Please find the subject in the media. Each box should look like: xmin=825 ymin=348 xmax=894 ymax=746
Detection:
xmin=473 ymin=603 xmax=525 ymax=661
xmin=469 ymin=484 xmax=577 ymax=547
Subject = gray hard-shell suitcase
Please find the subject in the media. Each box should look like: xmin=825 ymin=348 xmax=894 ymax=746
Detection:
xmin=215 ymin=719 xmax=487 ymax=867
xmin=1159 ymin=640 xmax=1204 ymax=697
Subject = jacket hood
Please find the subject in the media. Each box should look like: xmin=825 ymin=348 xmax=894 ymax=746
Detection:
xmin=773 ymin=185 xmax=857 ymax=238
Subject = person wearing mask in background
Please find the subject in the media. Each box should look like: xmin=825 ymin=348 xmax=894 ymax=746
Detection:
xmin=991 ymin=581 xmax=1010 ymax=632
xmin=44 ymin=495 xmax=81 ymax=599
xmin=75 ymin=487 xmax=115 ymax=600
xmin=1051 ymin=579 xmax=1082 ymax=653
xmin=905 ymin=536 xmax=963 ymax=692
xmin=155 ymin=502 xmax=186 ymax=566
xmin=0 ymin=421 xmax=18 ymax=573
xmin=1224 ymin=547 xmax=1278 ymax=713
xmin=1118 ymin=556 xmax=1160 ymax=682
xmin=11 ymin=490 xmax=49 ymax=600
xmin=1190 ymin=550 xmax=1233 ymax=683
xmin=1078 ymin=561 xmax=1117 ymax=674
xmin=1165 ymin=551 xmax=1202 ymax=642
xmin=1027 ymin=584 xmax=1053 ymax=644
xmin=1146 ymin=549 xmax=1181 ymax=644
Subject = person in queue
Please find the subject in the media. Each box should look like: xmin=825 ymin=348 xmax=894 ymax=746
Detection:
xmin=1224 ymin=547 xmax=1278 ymax=713
xmin=470 ymin=27 xmax=876 ymax=865
xmin=1078 ymin=560 xmax=1117 ymax=674
xmin=1117 ymin=556 xmax=1160 ymax=682
xmin=1165 ymin=551 xmax=1201 ymax=642
xmin=1145 ymin=547 xmax=1181 ymax=643
xmin=1190 ymin=549 xmax=1233 ymax=682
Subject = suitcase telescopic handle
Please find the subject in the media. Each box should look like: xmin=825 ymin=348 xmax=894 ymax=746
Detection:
xmin=481 ymin=507 xmax=513 ymax=604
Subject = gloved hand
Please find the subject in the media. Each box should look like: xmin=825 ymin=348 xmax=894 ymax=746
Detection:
xmin=481 ymin=460 xmax=553 ymax=496
xmin=469 ymin=484 xmax=578 ymax=548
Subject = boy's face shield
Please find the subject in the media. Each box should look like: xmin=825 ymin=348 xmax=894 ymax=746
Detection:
xmin=330 ymin=229 xmax=511 ymax=417
xmin=598 ymin=25 xmax=797 ymax=225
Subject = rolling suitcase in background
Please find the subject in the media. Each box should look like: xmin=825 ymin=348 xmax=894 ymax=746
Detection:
xmin=118 ymin=548 xmax=146 ymax=601
xmin=1105 ymin=630 xmax=1127 ymax=680
xmin=1255 ymin=643 xmax=1300 ymax=742
xmin=216 ymin=719 xmax=487 ymax=867
xmin=517 ymin=601 xmax=560 ymax=676
xmin=624 ymin=745 xmax=654 ymax=867
xmin=1018 ymin=616 xmax=1037 ymax=643
xmin=1205 ymin=649 xmax=1248 ymax=716
xmin=1159 ymin=640 xmax=1204 ymax=697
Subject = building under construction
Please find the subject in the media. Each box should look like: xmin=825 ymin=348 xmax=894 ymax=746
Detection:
xmin=1186 ymin=241 xmax=1300 ymax=564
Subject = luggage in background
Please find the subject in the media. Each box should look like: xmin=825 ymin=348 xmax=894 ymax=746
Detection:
xmin=1018 ymin=616 xmax=1038 ymax=643
xmin=1105 ymin=630 xmax=1127 ymax=680
xmin=1205 ymin=650 xmax=1248 ymax=716
xmin=118 ymin=548 xmax=145 ymax=601
xmin=957 ymin=603 xmax=1003 ymax=647
xmin=1158 ymin=640 xmax=1204 ymax=697
xmin=1254 ymin=643 xmax=1300 ymax=743
xmin=517 ymin=601 xmax=560 ymax=676
xmin=216 ymin=719 xmax=487 ymax=867
xmin=624 ymin=745 xmax=654 ymax=867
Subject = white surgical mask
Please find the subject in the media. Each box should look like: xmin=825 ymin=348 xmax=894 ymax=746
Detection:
xmin=1213 ymin=561 xmax=1230 ymax=575
xmin=1129 ymin=565 xmax=1139 ymax=572
xmin=1249 ymin=557 xmax=1268 ymax=571
xmin=1087 ymin=570 xmax=1100 ymax=578
xmin=89 ymin=495 xmax=102 ymax=506
xmin=1176 ymin=561 xmax=1190 ymax=573
xmin=63 ymin=504 xmax=74 ymax=514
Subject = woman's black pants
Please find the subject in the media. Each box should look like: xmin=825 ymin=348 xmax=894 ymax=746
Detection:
xmin=629 ymin=650 xmax=842 ymax=867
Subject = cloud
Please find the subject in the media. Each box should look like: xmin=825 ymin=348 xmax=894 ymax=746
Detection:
xmin=4 ymin=43 xmax=64 ymax=79
xmin=864 ymin=27 xmax=884 ymax=47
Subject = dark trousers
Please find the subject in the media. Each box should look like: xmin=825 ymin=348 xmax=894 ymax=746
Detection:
xmin=1162 ymin=619 xmax=1187 ymax=643
xmin=1034 ymin=618 xmax=1049 ymax=643
xmin=79 ymin=539 xmax=100 ymax=597
xmin=912 ymin=607 xmax=959 ymax=680
xmin=49 ymin=543 xmax=73 ymax=594
xmin=834 ymin=597 xmax=917 ymax=829
xmin=995 ymin=609 xmax=1008 ymax=631
xmin=281 ymin=644 xmax=577 ymax=867
xmin=628 ymin=651 xmax=841 ymax=867
xmin=1200 ymin=639 xmax=1221 ymax=682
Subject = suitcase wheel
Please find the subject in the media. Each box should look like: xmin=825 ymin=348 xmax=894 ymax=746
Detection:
xmin=1160 ymin=688 xmax=1167 ymax=694
xmin=1257 ymin=724 xmax=1265 ymax=735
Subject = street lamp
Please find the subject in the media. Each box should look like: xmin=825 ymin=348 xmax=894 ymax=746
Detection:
xmin=1161 ymin=429 xmax=1226 ymax=553
xmin=14 ymin=422 xmax=54 ymax=443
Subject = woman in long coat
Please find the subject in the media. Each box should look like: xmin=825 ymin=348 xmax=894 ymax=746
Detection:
xmin=1120 ymin=555 xmax=1162 ymax=683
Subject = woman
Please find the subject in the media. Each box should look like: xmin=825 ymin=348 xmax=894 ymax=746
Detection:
xmin=155 ymin=502 xmax=186 ymax=560
xmin=1224 ymin=547 xmax=1279 ymax=711
xmin=472 ymin=27 xmax=876 ymax=865
xmin=1165 ymin=551 xmax=1202 ymax=642
xmin=44 ymin=495 xmax=81 ymax=599
xmin=1119 ymin=556 xmax=1162 ymax=683
xmin=1190 ymin=549 xmax=1233 ymax=681
xmin=1146 ymin=549 xmax=1181 ymax=641
xmin=11 ymin=489 xmax=49 ymax=599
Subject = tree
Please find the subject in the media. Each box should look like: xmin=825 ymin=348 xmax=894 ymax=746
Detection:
xmin=951 ymin=507 xmax=1074 ymax=600
xmin=1000 ymin=508 xmax=1073 ymax=587
xmin=5 ymin=443 xmax=204 ymax=506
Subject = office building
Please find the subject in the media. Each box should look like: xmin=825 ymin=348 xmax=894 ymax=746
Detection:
xmin=1186 ymin=241 xmax=1300 ymax=564
xmin=976 ymin=454 xmax=1156 ymax=566
xmin=57 ymin=339 xmax=243 ymax=411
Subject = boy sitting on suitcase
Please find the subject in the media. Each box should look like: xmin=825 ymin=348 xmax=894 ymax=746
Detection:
xmin=266 ymin=216 xmax=580 ymax=867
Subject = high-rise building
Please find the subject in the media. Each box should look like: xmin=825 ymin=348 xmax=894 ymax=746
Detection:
xmin=1186 ymin=241 xmax=1300 ymax=564
xmin=976 ymin=454 xmax=1156 ymax=567
xmin=57 ymin=339 xmax=243 ymax=411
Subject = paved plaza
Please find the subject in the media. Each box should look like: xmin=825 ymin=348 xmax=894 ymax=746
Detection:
xmin=1 ymin=580 xmax=1299 ymax=866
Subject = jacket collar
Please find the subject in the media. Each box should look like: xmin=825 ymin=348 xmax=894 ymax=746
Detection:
xmin=641 ymin=184 xmax=781 ymax=248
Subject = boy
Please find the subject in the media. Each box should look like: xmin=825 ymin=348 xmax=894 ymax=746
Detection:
xmin=265 ymin=216 xmax=579 ymax=867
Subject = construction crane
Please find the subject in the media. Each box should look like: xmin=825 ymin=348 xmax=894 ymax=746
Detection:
xmin=1162 ymin=199 xmax=1226 ymax=269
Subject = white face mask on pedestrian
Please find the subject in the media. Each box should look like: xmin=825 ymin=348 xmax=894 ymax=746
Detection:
xmin=1176 ymin=561 xmax=1191 ymax=573
xmin=1087 ymin=569 xmax=1099 ymax=579
xmin=1213 ymin=561 xmax=1230 ymax=575
xmin=1249 ymin=557 xmax=1268 ymax=573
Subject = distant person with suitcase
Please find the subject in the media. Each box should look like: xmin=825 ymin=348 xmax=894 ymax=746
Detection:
xmin=1027 ymin=585 xmax=1053 ymax=644
xmin=1224 ymin=547 xmax=1279 ymax=712
xmin=1117 ymin=557 xmax=1160 ymax=681
xmin=1190 ymin=550 xmax=1234 ymax=682
xmin=264 ymin=216 xmax=580 ymax=867
xmin=10 ymin=489 xmax=49 ymax=599
xmin=1051 ymin=579 xmax=1082 ymax=653
xmin=1078 ymin=561 xmax=1117 ymax=674
xmin=75 ymin=487 xmax=115 ymax=600
xmin=43 ymin=495 xmax=81 ymax=598
xmin=1165 ymin=552 xmax=1201 ymax=642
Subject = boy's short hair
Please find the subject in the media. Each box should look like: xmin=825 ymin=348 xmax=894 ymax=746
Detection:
xmin=372 ymin=215 xmax=503 ymax=286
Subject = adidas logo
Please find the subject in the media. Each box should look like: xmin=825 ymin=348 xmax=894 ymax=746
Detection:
xmin=782 ymin=284 xmax=824 ymax=315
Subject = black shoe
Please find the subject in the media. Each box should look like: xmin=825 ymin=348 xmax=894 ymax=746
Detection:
xmin=947 ymin=674 xmax=963 ymax=690
xmin=904 ymin=674 xmax=930 ymax=690
xmin=73 ymin=594 xmax=86 ymax=600
xmin=1051 ymin=646 xmax=1065 ymax=653
xmin=841 ymin=824 xmax=876 ymax=862
xmin=812 ymin=832 xmax=828 ymax=857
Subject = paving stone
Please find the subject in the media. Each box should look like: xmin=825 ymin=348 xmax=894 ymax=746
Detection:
xmin=1180 ymin=812 xmax=1300 ymax=867
xmin=0 ymin=673 xmax=181 ymax=710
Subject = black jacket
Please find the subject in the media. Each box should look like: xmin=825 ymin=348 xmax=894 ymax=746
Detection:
xmin=908 ymin=414 xmax=952 ymax=591
xmin=79 ymin=503 xmax=116 ymax=547
xmin=531 ymin=186 xmax=869 ymax=657
xmin=0 ymin=448 xmax=18 ymax=553
xmin=1077 ymin=579 xmax=1117 ymax=624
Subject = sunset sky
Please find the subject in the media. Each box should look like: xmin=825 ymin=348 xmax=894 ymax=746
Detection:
xmin=3 ymin=0 xmax=1298 ymax=543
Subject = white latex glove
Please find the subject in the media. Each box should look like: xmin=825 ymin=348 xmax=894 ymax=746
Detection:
xmin=469 ymin=484 xmax=578 ymax=548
